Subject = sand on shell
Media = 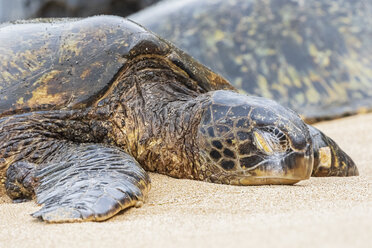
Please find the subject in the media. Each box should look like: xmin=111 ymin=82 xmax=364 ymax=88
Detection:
xmin=0 ymin=113 xmax=371 ymax=248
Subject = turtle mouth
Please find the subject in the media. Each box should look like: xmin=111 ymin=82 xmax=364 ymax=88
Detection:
xmin=235 ymin=144 xmax=313 ymax=185
xmin=205 ymin=144 xmax=314 ymax=186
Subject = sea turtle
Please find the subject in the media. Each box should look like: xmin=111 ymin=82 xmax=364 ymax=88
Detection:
xmin=130 ymin=0 xmax=372 ymax=122
xmin=0 ymin=16 xmax=357 ymax=223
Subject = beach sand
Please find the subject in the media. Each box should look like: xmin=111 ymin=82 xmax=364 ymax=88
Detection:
xmin=0 ymin=113 xmax=371 ymax=248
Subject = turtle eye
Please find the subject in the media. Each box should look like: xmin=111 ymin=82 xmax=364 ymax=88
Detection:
xmin=253 ymin=127 xmax=289 ymax=154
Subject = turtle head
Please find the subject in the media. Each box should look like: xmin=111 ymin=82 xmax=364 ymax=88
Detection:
xmin=196 ymin=91 xmax=313 ymax=185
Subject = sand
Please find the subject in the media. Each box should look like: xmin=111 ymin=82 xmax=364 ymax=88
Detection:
xmin=0 ymin=113 xmax=371 ymax=248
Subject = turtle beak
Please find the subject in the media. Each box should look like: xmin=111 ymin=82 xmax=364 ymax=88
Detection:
xmin=239 ymin=143 xmax=313 ymax=185
xmin=283 ymin=144 xmax=313 ymax=180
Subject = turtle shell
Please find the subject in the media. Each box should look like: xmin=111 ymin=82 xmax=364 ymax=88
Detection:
xmin=130 ymin=0 xmax=372 ymax=122
xmin=0 ymin=15 xmax=232 ymax=117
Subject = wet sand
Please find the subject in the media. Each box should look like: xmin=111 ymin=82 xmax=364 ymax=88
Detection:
xmin=0 ymin=113 xmax=371 ymax=248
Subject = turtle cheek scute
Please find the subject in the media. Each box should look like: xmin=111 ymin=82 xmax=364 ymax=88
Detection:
xmin=250 ymin=107 xmax=278 ymax=127
xmin=197 ymin=109 xmax=259 ymax=175
xmin=238 ymin=142 xmax=255 ymax=155
xmin=220 ymin=160 xmax=236 ymax=170
xmin=211 ymin=104 xmax=230 ymax=121
xmin=209 ymin=149 xmax=222 ymax=161
xmin=212 ymin=140 xmax=223 ymax=149
xmin=240 ymin=156 xmax=263 ymax=169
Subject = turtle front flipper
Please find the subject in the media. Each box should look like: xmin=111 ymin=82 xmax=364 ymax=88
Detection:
xmin=32 ymin=143 xmax=150 ymax=223
xmin=307 ymin=125 xmax=358 ymax=177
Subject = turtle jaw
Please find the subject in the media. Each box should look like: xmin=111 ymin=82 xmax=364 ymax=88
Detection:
xmin=236 ymin=147 xmax=314 ymax=186
xmin=200 ymin=147 xmax=314 ymax=186
xmin=207 ymin=142 xmax=314 ymax=186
